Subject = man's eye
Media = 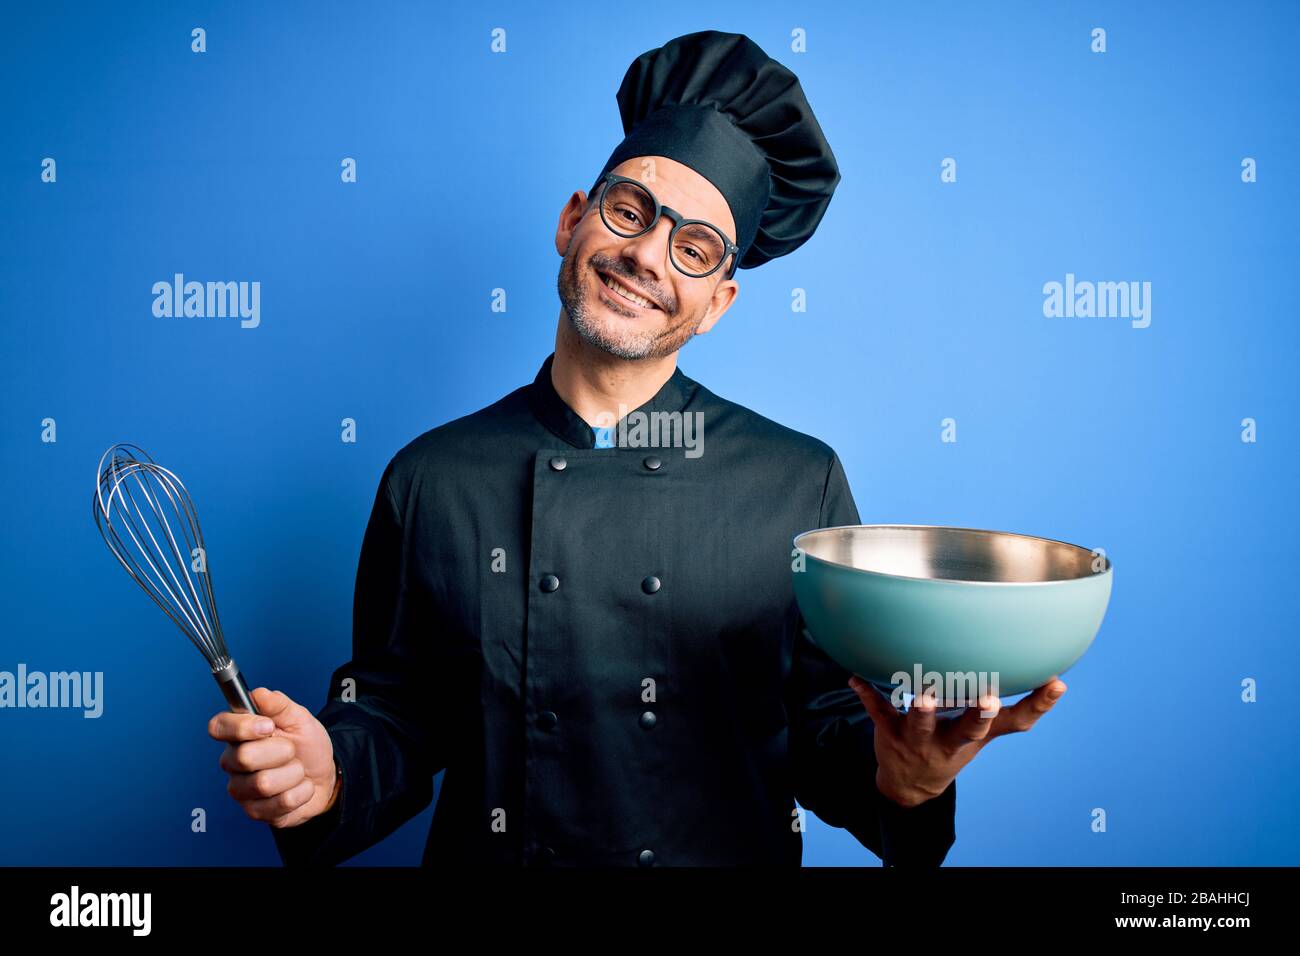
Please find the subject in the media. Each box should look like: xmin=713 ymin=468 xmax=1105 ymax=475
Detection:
xmin=616 ymin=207 xmax=643 ymax=226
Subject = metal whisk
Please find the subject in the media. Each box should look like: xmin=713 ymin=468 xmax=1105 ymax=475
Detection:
xmin=93 ymin=443 xmax=259 ymax=715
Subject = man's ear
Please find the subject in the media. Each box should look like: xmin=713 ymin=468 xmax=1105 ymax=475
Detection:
xmin=556 ymin=191 xmax=588 ymax=255
xmin=695 ymin=280 xmax=739 ymax=335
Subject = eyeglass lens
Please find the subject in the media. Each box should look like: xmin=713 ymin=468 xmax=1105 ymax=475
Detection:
xmin=601 ymin=180 xmax=728 ymax=277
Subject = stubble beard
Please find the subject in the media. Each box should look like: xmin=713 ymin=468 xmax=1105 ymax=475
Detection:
xmin=557 ymin=247 xmax=702 ymax=361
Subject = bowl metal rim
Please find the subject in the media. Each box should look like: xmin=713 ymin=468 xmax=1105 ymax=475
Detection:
xmin=791 ymin=523 xmax=1114 ymax=587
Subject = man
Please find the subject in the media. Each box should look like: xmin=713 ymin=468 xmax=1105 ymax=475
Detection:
xmin=209 ymin=31 xmax=1066 ymax=867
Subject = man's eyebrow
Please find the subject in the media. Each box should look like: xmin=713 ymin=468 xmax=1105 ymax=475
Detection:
xmin=684 ymin=202 xmax=732 ymax=234
xmin=664 ymin=198 xmax=727 ymax=231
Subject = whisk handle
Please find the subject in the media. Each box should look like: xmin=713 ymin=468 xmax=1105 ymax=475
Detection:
xmin=214 ymin=660 xmax=259 ymax=716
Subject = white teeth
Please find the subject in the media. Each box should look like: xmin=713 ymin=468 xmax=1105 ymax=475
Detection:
xmin=602 ymin=274 xmax=654 ymax=309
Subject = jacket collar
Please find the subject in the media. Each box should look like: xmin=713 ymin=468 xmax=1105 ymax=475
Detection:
xmin=526 ymin=351 xmax=699 ymax=449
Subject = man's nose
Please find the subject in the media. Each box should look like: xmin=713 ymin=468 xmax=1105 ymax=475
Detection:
xmin=616 ymin=216 xmax=675 ymax=280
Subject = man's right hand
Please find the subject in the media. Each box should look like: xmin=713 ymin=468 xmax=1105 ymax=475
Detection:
xmin=208 ymin=687 xmax=340 ymax=828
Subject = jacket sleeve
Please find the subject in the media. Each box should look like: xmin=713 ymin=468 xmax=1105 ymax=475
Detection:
xmin=785 ymin=451 xmax=957 ymax=867
xmin=269 ymin=459 xmax=447 ymax=866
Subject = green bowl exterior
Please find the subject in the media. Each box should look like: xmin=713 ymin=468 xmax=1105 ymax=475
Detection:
xmin=792 ymin=558 xmax=1112 ymax=699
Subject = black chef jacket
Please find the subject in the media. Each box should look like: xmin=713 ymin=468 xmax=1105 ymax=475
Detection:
xmin=270 ymin=353 xmax=956 ymax=867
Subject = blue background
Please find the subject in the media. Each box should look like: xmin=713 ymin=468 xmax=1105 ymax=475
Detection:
xmin=2 ymin=1 xmax=1296 ymax=866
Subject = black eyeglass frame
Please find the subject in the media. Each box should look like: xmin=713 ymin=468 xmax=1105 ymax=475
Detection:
xmin=593 ymin=173 xmax=741 ymax=280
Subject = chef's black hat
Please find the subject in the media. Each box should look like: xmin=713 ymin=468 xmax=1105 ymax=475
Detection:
xmin=590 ymin=30 xmax=840 ymax=274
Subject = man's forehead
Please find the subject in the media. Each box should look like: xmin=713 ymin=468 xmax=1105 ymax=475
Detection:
xmin=610 ymin=156 xmax=736 ymax=238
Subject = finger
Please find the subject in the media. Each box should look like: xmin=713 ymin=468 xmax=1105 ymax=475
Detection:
xmin=848 ymin=676 xmax=901 ymax=735
xmin=242 ymin=777 xmax=316 ymax=824
xmin=219 ymin=736 xmax=296 ymax=774
xmin=902 ymin=685 xmax=939 ymax=745
xmin=992 ymin=679 xmax=1067 ymax=737
xmin=944 ymin=693 xmax=1001 ymax=749
xmin=249 ymin=687 xmax=299 ymax=729
xmin=208 ymin=708 xmax=277 ymax=743
xmin=227 ymin=758 xmax=307 ymax=803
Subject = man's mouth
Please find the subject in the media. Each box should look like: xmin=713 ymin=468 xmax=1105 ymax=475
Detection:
xmin=597 ymin=270 xmax=660 ymax=311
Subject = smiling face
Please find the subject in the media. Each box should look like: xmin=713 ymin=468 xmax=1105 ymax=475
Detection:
xmin=555 ymin=156 xmax=740 ymax=361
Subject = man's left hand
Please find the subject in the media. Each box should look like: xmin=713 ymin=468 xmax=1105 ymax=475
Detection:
xmin=847 ymin=675 xmax=1068 ymax=809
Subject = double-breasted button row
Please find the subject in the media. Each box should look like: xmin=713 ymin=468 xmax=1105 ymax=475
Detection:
xmin=540 ymin=573 xmax=658 ymax=594
xmin=547 ymin=454 xmax=659 ymax=470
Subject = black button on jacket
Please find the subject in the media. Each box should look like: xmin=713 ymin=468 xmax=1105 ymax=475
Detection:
xmin=270 ymin=353 xmax=956 ymax=867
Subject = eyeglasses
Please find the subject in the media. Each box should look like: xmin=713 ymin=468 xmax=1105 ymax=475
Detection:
xmin=594 ymin=173 xmax=740 ymax=280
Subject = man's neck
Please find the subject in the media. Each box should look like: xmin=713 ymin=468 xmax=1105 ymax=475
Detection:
xmin=551 ymin=316 xmax=678 ymax=428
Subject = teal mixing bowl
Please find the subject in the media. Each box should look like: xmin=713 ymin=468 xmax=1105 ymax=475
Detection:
xmin=792 ymin=525 xmax=1112 ymax=706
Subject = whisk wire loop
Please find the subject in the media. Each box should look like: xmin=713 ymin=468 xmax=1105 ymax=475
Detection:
xmin=93 ymin=443 xmax=253 ymax=713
